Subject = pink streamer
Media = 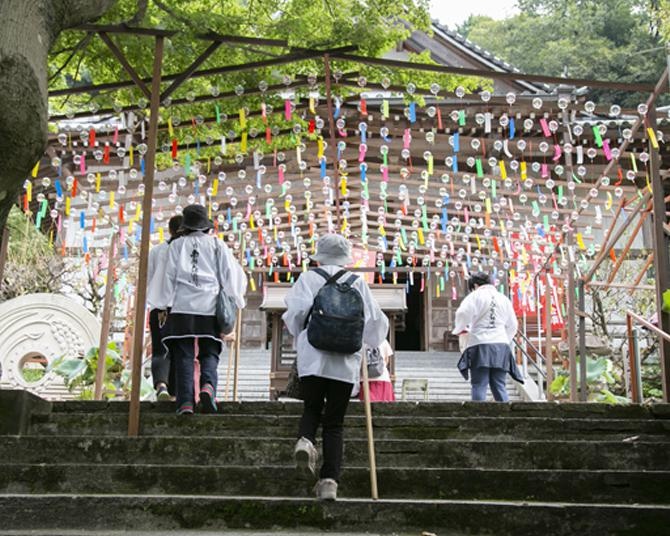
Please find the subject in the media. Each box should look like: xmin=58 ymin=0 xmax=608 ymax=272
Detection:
xmin=403 ymin=128 xmax=412 ymax=149
xmin=552 ymin=144 xmax=562 ymax=162
xmin=284 ymin=99 xmax=292 ymax=121
xmin=539 ymin=118 xmax=551 ymax=137
xmin=603 ymin=139 xmax=612 ymax=161
xmin=79 ymin=152 xmax=86 ymax=174
xmin=382 ymin=166 xmax=389 ymax=182
xmin=113 ymin=126 xmax=119 ymax=145
xmin=278 ymin=166 xmax=285 ymax=184
xmin=541 ymin=163 xmax=549 ymax=178
xmin=358 ymin=144 xmax=367 ymax=163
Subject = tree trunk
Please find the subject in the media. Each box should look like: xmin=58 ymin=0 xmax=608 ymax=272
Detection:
xmin=0 ymin=0 xmax=117 ymax=230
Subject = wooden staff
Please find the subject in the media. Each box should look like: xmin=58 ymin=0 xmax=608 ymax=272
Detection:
xmin=232 ymin=309 xmax=242 ymax=402
xmin=224 ymin=333 xmax=235 ymax=401
xmin=94 ymin=233 xmax=117 ymax=400
xmin=360 ymin=347 xmax=379 ymax=500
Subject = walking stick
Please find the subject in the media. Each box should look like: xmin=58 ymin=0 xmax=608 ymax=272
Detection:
xmin=224 ymin=335 xmax=235 ymax=401
xmin=360 ymin=348 xmax=379 ymax=500
xmin=232 ymin=309 xmax=242 ymax=402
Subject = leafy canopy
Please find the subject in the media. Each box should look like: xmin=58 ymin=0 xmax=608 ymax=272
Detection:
xmin=458 ymin=0 xmax=668 ymax=107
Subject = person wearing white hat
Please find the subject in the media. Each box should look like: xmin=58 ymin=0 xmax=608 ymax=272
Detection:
xmin=283 ymin=233 xmax=389 ymax=501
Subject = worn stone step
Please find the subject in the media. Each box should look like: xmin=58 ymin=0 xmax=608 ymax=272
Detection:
xmin=2 ymin=436 xmax=668 ymax=470
xmin=1 ymin=463 xmax=668 ymax=504
xmin=46 ymin=400 xmax=670 ymax=420
xmin=29 ymin=413 xmax=670 ymax=441
xmin=0 ymin=494 xmax=668 ymax=535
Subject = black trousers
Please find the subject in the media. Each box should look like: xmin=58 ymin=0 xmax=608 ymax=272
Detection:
xmin=149 ymin=309 xmax=174 ymax=391
xmin=166 ymin=337 xmax=221 ymax=409
xmin=298 ymin=375 xmax=354 ymax=481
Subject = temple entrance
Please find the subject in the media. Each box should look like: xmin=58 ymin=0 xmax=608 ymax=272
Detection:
xmin=394 ymin=277 xmax=424 ymax=351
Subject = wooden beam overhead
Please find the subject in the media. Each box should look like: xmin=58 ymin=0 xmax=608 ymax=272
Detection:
xmin=98 ymin=32 xmax=152 ymax=100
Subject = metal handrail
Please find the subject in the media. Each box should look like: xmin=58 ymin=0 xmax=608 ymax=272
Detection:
xmin=625 ymin=310 xmax=670 ymax=403
xmin=513 ymin=337 xmax=547 ymax=379
xmin=516 ymin=329 xmax=546 ymax=361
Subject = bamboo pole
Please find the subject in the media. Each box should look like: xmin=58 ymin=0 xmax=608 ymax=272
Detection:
xmin=360 ymin=348 xmax=379 ymax=500
xmin=94 ymin=233 xmax=117 ymax=400
xmin=566 ymin=232 xmax=578 ymax=402
xmin=323 ymin=53 xmax=341 ymax=227
xmin=128 ymin=36 xmax=164 ymax=437
xmin=545 ymin=274 xmax=554 ymax=401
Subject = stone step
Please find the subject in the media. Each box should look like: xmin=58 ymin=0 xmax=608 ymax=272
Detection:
xmin=2 ymin=436 xmax=668 ymax=470
xmin=1 ymin=463 xmax=668 ymax=504
xmin=47 ymin=400 xmax=670 ymax=420
xmin=29 ymin=413 xmax=670 ymax=441
xmin=0 ymin=494 xmax=668 ymax=535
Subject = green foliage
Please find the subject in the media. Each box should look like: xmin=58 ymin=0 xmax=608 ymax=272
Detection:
xmin=49 ymin=341 xmax=153 ymax=400
xmin=47 ymin=0 xmax=485 ymax=168
xmin=459 ymin=0 xmax=668 ymax=106
xmin=550 ymin=356 xmax=628 ymax=403
xmin=1 ymin=207 xmax=69 ymax=302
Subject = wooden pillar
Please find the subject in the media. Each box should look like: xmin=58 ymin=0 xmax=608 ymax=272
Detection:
xmin=128 ymin=36 xmax=164 ymax=437
xmin=566 ymin=232 xmax=578 ymax=401
xmin=544 ymin=273 xmax=554 ymax=401
xmin=0 ymin=227 xmax=9 ymax=290
xmin=94 ymin=233 xmax=117 ymax=400
xmin=578 ymin=279 xmax=587 ymax=401
xmin=649 ymin=107 xmax=670 ymax=402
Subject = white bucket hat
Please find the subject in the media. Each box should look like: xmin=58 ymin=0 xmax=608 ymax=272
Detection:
xmin=310 ymin=234 xmax=353 ymax=266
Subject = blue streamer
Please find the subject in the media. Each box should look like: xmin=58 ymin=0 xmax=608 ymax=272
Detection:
xmin=409 ymin=102 xmax=416 ymax=123
xmin=320 ymin=158 xmax=326 ymax=178
xmin=453 ymin=133 xmax=460 ymax=153
xmin=360 ymin=163 xmax=367 ymax=182
xmin=55 ymin=180 xmax=63 ymax=198
xmin=79 ymin=210 xmax=85 ymax=229
xmin=509 ymin=118 xmax=515 ymax=140
xmin=452 ymin=156 xmax=458 ymax=172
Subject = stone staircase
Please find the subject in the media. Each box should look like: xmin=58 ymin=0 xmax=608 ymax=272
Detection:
xmin=222 ymin=349 xmax=523 ymax=402
xmin=0 ymin=390 xmax=669 ymax=534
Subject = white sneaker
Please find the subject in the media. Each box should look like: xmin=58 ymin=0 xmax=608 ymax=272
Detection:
xmin=314 ymin=478 xmax=338 ymax=501
xmin=294 ymin=437 xmax=318 ymax=478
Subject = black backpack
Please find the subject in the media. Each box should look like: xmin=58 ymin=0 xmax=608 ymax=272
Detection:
xmin=305 ymin=268 xmax=365 ymax=354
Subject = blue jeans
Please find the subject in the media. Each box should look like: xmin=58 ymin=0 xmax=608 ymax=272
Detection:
xmin=470 ymin=367 xmax=509 ymax=402
xmin=167 ymin=337 xmax=220 ymax=409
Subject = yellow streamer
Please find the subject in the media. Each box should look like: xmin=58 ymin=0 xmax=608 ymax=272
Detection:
xmin=96 ymin=172 xmax=101 ymax=193
xmin=309 ymin=97 xmax=316 ymax=114
xmin=485 ymin=198 xmax=492 ymax=214
xmin=109 ymin=191 xmax=115 ymax=209
xmin=606 ymin=192 xmax=613 ymax=210
xmin=159 ymin=227 xmax=165 ymax=243
xmin=129 ymin=220 xmax=134 ymax=234
xmin=239 ymin=108 xmax=247 ymax=130
xmin=168 ymin=117 xmax=174 ymax=138
xmin=135 ymin=203 xmax=141 ymax=220
xmin=630 ymin=153 xmax=638 ymax=173
xmin=340 ymin=176 xmax=347 ymax=196
xmin=317 ymin=137 xmax=324 ymax=159
xmin=129 ymin=145 xmax=134 ymax=167
xmin=647 ymin=127 xmax=659 ymax=150
xmin=212 ymin=178 xmax=219 ymax=197
xmin=249 ymin=213 xmax=255 ymax=230
xmin=65 ymin=196 xmax=71 ymax=216
xmin=576 ymin=233 xmax=586 ymax=250
xmin=26 ymin=182 xmax=32 ymax=202
xmin=241 ymin=131 xmax=248 ymax=153
xmin=382 ymin=100 xmax=389 ymax=119
xmin=500 ymin=160 xmax=507 ymax=180
xmin=31 ymin=162 xmax=39 ymax=178
xmin=249 ymin=275 xmax=256 ymax=292
xmin=520 ymin=161 xmax=527 ymax=180
xmin=418 ymin=228 xmax=425 ymax=245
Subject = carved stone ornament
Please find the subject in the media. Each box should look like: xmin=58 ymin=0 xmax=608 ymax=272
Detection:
xmin=0 ymin=294 xmax=101 ymax=400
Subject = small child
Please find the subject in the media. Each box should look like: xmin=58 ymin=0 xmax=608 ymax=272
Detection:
xmin=359 ymin=339 xmax=395 ymax=402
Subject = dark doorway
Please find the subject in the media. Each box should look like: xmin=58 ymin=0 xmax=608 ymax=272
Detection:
xmin=395 ymin=277 xmax=423 ymax=351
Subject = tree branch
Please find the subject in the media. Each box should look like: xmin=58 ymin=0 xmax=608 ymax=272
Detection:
xmin=127 ymin=0 xmax=149 ymax=25
xmin=49 ymin=32 xmax=93 ymax=82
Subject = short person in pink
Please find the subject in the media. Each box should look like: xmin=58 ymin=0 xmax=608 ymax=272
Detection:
xmin=360 ymin=340 xmax=396 ymax=402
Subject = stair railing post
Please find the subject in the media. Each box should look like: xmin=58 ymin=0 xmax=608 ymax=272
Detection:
xmin=544 ymin=274 xmax=554 ymax=401
xmin=360 ymin=348 xmax=379 ymax=500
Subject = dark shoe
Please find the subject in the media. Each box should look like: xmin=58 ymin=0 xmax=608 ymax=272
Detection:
xmin=199 ymin=383 xmax=218 ymax=414
xmin=176 ymin=403 xmax=194 ymax=416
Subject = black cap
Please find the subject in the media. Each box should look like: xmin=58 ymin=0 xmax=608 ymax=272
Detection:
xmin=179 ymin=204 xmax=213 ymax=232
xmin=468 ymin=271 xmax=491 ymax=291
